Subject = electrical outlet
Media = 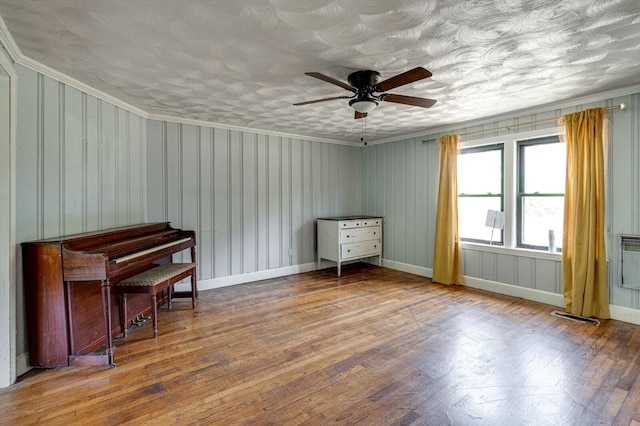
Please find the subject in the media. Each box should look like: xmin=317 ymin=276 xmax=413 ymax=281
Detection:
xmin=288 ymin=248 xmax=294 ymax=256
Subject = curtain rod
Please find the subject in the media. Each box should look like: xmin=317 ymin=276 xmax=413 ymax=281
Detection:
xmin=421 ymin=103 xmax=627 ymax=144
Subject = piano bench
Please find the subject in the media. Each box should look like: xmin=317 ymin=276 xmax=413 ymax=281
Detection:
xmin=117 ymin=262 xmax=197 ymax=338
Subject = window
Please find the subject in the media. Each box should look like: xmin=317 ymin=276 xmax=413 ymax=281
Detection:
xmin=517 ymin=136 xmax=565 ymax=251
xmin=456 ymin=131 xmax=565 ymax=253
xmin=458 ymin=144 xmax=504 ymax=245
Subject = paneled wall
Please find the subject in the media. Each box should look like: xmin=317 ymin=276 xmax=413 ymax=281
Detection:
xmin=146 ymin=120 xmax=362 ymax=282
xmin=14 ymin=64 xmax=147 ymax=356
xmin=361 ymin=137 xmax=439 ymax=269
xmin=362 ymin=92 xmax=640 ymax=312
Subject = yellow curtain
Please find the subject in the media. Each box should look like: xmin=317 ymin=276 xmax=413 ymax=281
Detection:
xmin=562 ymin=108 xmax=610 ymax=319
xmin=433 ymin=134 xmax=463 ymax=285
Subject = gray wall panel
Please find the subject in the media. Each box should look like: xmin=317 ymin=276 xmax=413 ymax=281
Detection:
xmin=213 ymin=128 xmax=230 ymax=277
xmin=146 ymin=120 xmax=362 ymax=283
xmin=15 ymin=65 xmax=146 ymax=357
xmin=229 ymin=131 xmax=243 ymax=275
xmin=482 ymin=252 xmax=498 ymax=282
xmin=42 ymin=77 xmax=61 ymax=237
xmin=516 ymin=257 xmax=534 ymax=289
xmin=256 ymin=134 xmax=268 ymax=270
xmin=496 ymin=254 xmax=515 ymax=285
xmin=609 ymin=93 xmax=640 ymax=310
xmin=242 ymin=133 xmax=258 ymax=273
xmin=534 ymin=259 xmax=556 ymax=293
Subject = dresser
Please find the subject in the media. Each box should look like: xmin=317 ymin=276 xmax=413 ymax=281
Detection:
xmin=317 ymin=216 xmax=383 ymax=276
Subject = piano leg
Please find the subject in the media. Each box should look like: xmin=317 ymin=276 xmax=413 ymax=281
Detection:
xmin=101 ymin=280 xmax=116 ymax=368
xmin=191 ymin=245 xmax=199 ymax=300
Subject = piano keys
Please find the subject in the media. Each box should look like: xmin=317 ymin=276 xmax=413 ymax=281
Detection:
xmin=22 ymin=222 xmax=196 ymax=368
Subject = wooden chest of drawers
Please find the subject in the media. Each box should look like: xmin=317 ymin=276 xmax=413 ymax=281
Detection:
xmin=317 ymin=216 xmax=382 ymax=276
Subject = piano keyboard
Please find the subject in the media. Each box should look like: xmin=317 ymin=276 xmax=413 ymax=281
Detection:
xmin=114 ymin=237 xmax=193 ymax=264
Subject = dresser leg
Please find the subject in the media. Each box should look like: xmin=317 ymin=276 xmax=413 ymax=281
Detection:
xmin=337 ymin=262 xmax=341 ymax=277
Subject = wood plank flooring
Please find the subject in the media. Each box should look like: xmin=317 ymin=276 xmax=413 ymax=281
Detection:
xmin=2 ymin=263 xmax=640 ymax=425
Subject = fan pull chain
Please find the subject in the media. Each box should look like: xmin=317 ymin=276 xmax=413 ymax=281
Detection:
xmin=361 ymin=116 xmax=368 ymax=145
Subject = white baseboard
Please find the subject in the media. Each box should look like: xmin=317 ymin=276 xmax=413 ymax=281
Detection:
xmin=381 ymin=258 xmax=563 ymax=308
xmin=609 ymin=304 xmax=640 ymax=325
xmin=194 ymin=262 xmax=318 ymax=291
xmin=381 ymin=258 xmax=640 ymax=326
xmin=463 ymin=276 xmax=565 ymax=308
xmin=17 ymin=351 xmax=30 ymax=377
xmin=379 ymin=259 xmax=433 ymax=278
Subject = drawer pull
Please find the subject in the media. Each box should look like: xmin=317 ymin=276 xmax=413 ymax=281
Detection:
xmin=374 ymin=245 xmax=377 ymax=248
xmin=348 ymin=249 xmax=351 ymax=253
xmin=347 ymin=235 xmax=350 ymax=238
xmin=363 ymin=222 xmax=368 ymax=225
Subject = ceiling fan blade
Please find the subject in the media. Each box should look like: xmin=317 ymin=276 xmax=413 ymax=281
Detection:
xmin=382 ymin=94 xmax=437 ymax=108
xmin=376 ymin=67 xmax=432 ymax=92
xmin=293 ymin=96 xmax=350 ymax=106
xmin=305 ymin=72 xmax=356 ymax=92
xmin=354 ymin=111 xmax=368 ymax=119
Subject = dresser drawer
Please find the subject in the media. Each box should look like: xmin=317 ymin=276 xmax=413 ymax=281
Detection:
xmin=341 ymin=240 xmax=381 ymax=260
xmin=360 ymin=218 xmax=381 ymax=227
xmin=340 ymin=226 xmax=380 ymax=243
xmin=338 ymin=220 xmax=361 ymax=229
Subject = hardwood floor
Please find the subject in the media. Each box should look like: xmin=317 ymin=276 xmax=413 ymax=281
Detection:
xmin=2 ymin=263 xmax=640 ymax=425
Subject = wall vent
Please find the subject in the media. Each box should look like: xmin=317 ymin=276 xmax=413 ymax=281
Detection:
xmin=619 ymin=235 xmax=640 ymax=290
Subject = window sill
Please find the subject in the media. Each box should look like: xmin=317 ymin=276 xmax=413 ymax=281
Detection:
xmin=460 ymin=242 xmax=562 ymax=261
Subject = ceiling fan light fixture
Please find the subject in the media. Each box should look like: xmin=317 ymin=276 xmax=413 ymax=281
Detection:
xmin=349 ymin=98 xmax=378 ymax=113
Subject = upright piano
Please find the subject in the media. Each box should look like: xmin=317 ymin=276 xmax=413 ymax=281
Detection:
xmin=22 ymin=222 xmax=196 ymax=368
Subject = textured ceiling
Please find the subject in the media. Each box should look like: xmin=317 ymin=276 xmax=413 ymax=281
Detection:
xmin=1 ymin=0 xmax=639 ymax=143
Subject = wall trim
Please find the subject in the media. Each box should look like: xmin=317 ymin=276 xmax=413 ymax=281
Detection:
xmin=16 ymin=352 xmax=30 ymax=377
xmin=376 ymin=258 xmax=566 ymax=307
xmin=146 ymin=115 xmax=354 ymax=147
xmin=0 ymin=16 xmax=353 ymax=147
xmin=4 ymin=15 xmax=637 ymax=149
xmin=0 ymin=16 xmax=20 ymax=61
xmin=368 ymin=83 xmax=640 ymax=146
xmin=463 ymin=276 xmax=565 ymax=308
xmin=193 ymin=262 xmax=318 ymax=291
xmin=609 ymin=305 xmax=640 ymax=326
xmin=382 ymin=259 xmax=640 ymax=326
xmin=0 ymin=17 xmax=147 ymax=118
xmin=379 ymin=259 xmax=433 ymax=278
xmin=0 ymin=44 xmax=17 ymax=388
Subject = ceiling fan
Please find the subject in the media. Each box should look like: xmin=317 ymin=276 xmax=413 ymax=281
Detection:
xmin=293 ymin=67 xmax=436 ymax=119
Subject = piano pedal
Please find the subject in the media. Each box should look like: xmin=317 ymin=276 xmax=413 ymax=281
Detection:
xmin=132 ymin=314 xmax=151 ymax=327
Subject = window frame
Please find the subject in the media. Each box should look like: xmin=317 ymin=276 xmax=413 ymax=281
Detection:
xmin=458 ymin=143 xmax=505 ymax=245
xmin=456 ymin=126 xmax=565 ymax=257
xmin=516 ymin=136 xmax=564 ymax=251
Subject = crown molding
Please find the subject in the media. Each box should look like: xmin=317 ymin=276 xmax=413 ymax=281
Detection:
xmin=0 ymin=16 xmax=19 ymax=61
xmin=3 ymin=14 xmax=638 ymax=148
xmin=0 ymin=15 xmax=358 ymax=147
xmin=367 ymin=83 xmax=640 ymax=146
xmin=0 ymin=16 xmax=148 ymax=117
xmin=146 ymin=113 xmax=358 ymax=146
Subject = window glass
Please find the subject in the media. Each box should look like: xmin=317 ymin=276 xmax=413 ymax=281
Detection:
xmin=522 ymin=143 xmax=566 ymax=193
xmin=459 ymin=197 xmax=503 ymax=243
xmin=521 ymin=196 xmax=564 ymax=249
xmin=458 ymin=149 xmax=502 ymax=195
xmin=458 ymin=145 xmax=503 ymax=245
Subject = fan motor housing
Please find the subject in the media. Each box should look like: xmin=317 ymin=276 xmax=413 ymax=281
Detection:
xmin=348 ymin=70 xmax=382 ymax=90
